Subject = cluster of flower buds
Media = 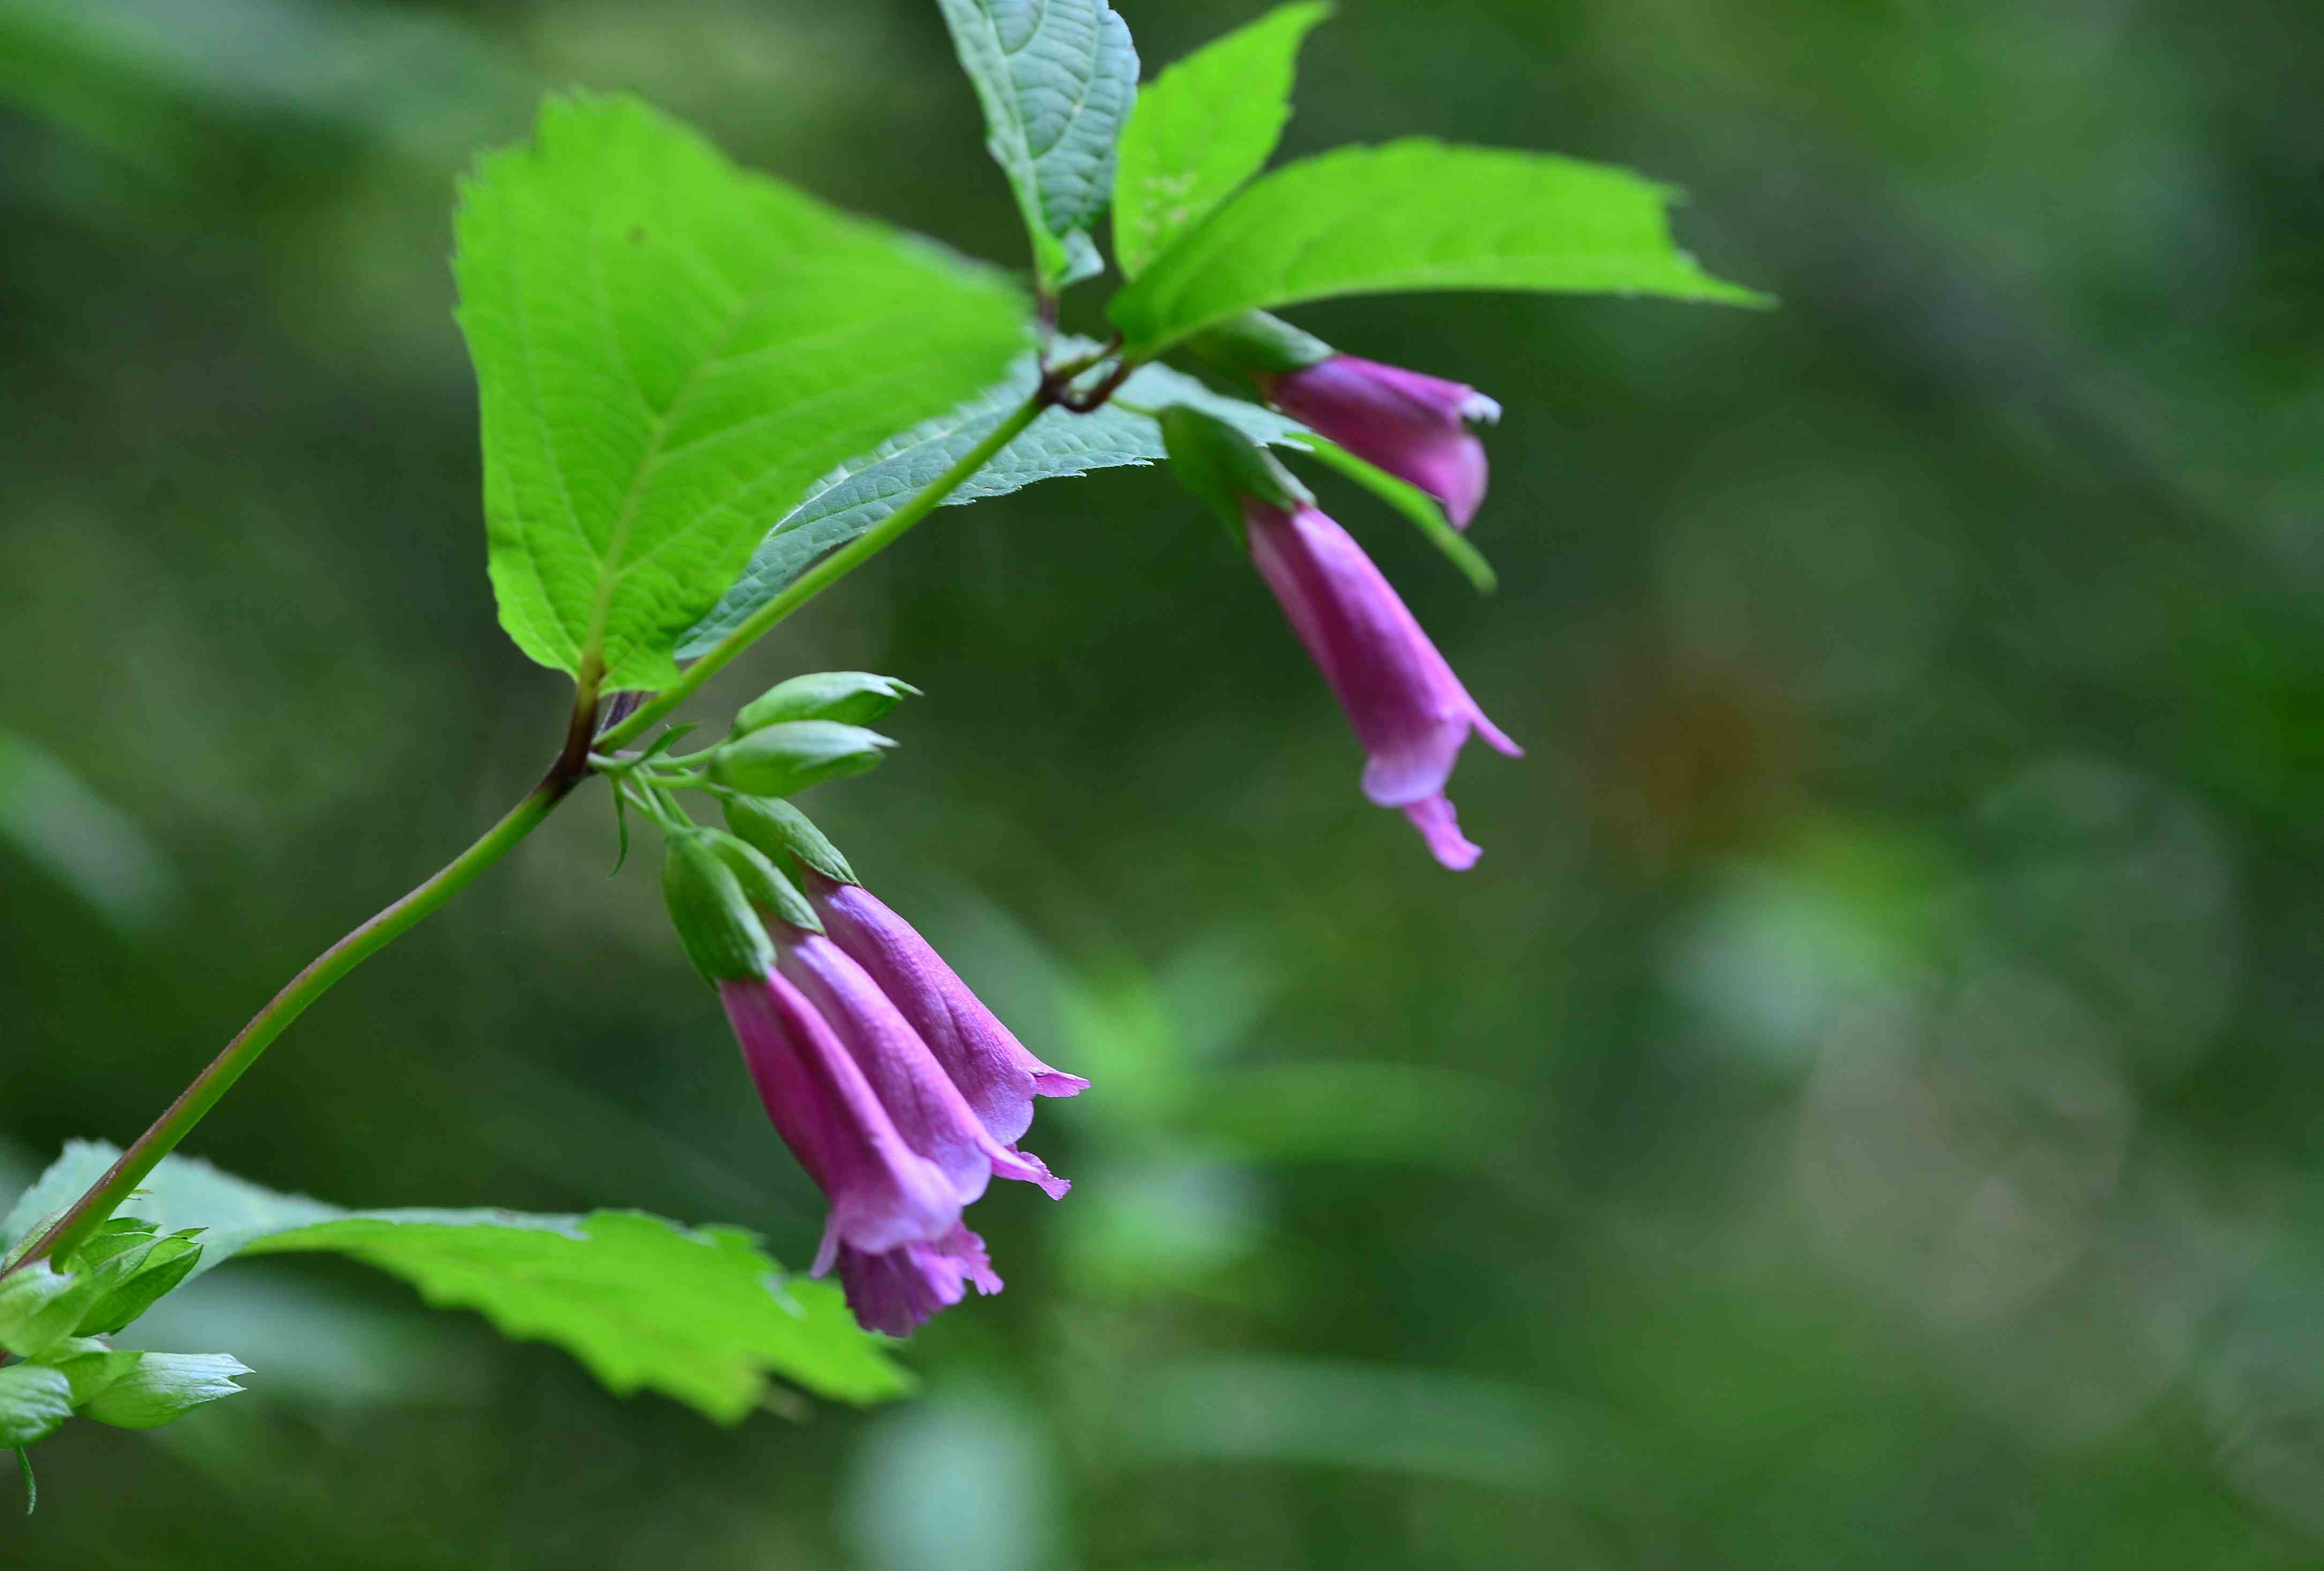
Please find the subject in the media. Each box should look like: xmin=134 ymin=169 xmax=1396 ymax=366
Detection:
xmin=1161 ymin=381 xmax=1519 ymax=871
xmin=660 ymin=674 xmax=1083 ymax=1336
xmin=703 ymin=671 xmax=916 ymax=798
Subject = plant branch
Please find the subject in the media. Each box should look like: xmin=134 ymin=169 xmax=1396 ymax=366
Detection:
xmin=2 ymin=674 xmax=606 ymax=1278
xmin=1051 ymin=358 xmax=1137 ymax=414
xmin=6 ymin=389 xmax=1066 ymax=1276
xmin=597 ymin=389 xmax=1053 ymax=751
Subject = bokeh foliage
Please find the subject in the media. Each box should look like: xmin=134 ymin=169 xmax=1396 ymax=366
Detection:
xmin=4 ymin=0 xmax=2322 ymax=1566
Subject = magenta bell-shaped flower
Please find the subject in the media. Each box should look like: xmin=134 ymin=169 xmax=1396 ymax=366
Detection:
xmin=804 ymin=871 xmax=1087 ymax=1148
xmin=835 ymin=1222 xmax=1002 ymax=1339
xmin=718 ymin=968 xmax=999 ymax=1335
xmin=776 ymin=926 xmax=1072 ymax=1202
xmin=1243 ymin=497 xmax=1521 ymax=870
xmin=1257 ymin=356 xmax=1501 ymax=529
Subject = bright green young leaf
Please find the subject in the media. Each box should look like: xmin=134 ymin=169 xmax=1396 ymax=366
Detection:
xmin=1108 ymin=139 xmax=1770 ymax=357
xmin=1112 ymin=2 xmax=1332 ymax=279
xmin=0 ymin=1367 xmax=72 ymax=1450
xmin=78 ymin=1353 xmax=250 ymax=1431
xmin=458 ymin=93 xmax=1027 ymax=691
xmin=4 ymin=1143 xmax=909 ymax=1418
xmin=934 ymin=0 xmax=1137 ymax=290
xmin=1290 ymin=434 xmax=1497 ymax=593
xmin=681 ymin=345 xmax=1307 ymax=653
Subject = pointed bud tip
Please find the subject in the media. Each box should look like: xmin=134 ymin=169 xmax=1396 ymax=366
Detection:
xmin=737 ymin=671 xmax=922 ymax=733
xmin=709 ymin=721 xmax=896 ymax=799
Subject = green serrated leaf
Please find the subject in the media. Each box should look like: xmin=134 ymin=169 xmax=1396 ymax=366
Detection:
xmin=1113 ymin=2 xmax=1332 ymax=279
xmin=5 ymin=1144 xmax=910 ymax=1418
xmin=1288 ymin=434 xmax=1497 ymax=593
xmin=0 ymin=1366 xmax=72 ymax=1449
xmin=458 ymin=93 xmax=1027 ymax=690
xmin=681 ymin=344 xmax=1307 ymax=653
xmin=1109 ymin=139 xmax=1770 ymax=357
xmin=935 ymin=0 xmax=1138 ymax=290
xmin=3 ymin=1141 xmax=339 ymax=1264
xmin=28 ymin=1338 xmax=144 ymax=1407
xmin=79 ymin=1352 xmax=250 ymax=1431
xmin=244 ymin=1211 xmax=907 ymax=1420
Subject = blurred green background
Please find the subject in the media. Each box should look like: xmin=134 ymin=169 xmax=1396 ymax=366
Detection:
xmin=4 ymin=0 xmax=2322 ymax=1565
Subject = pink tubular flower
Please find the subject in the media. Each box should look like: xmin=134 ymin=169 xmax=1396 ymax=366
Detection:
xmin=804 ymin=871 xmax=1086 ymax=1148
xmin=1244 ymin=498 xmax=1521 ymax=870
xmin=776 ymin=928 xmax=1072 ymax=1201
xmin=1256 ymin=356 xmax=1502 ymax=528
xmin=718 ymin=968 xmax=998 ymax=1333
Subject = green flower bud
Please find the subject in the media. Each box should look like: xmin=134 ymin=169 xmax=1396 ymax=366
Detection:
xmin=736 ymin=672 xmax=920 ymax=734
xmin=694 ymin=827 xmax=821 ymax=933
xmin=1188 ymin=308 xmax=1336 ymax=376
xmin=708 ymin=721 xmax=894 ymax=799
xmin=1160 ymin=405 xmax=1314 ymax=532
xmin=661 ymin=833 xmax=776 ymax=982
xmin=724 ymin=795 xmax=859 ymax=886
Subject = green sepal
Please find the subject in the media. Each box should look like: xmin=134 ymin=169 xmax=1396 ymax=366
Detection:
xmin=78 ymin=1352 xmax=251 ymax=1431
xmin=735 ymin=672 xmax=921 ymax=734
xmin=1188 ymin=309 xmax=1335 ymax=376
xmin=661 ymin=834 xmax=777 ymax=983
xmin=73 ymin=1231 xmax=204 ymax=1337
xmin=27 ymin=1339 xmax=144 ymax=1407
xmin=0 ymin=1367 xmax=73 ymax=1450
xmin=723 ymin=796 xmax=859 ymax=888
xmin=707 ymin=722 xmax=895 ymax=800
xmin=1160 ymin=404 xmax=1314 ymax=533
xmin=694 ymin=829 xmax=821 ymax=934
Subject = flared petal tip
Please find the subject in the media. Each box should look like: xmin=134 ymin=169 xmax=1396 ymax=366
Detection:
xmin=1031 ymin=1069 xmax=1092 ymax=1098
xmin=1404 ymin=795 xmax=1483 ymax=870
xmin=1474 ymin=710 xmax=1523 ymax=758
xmin=837 ymin=1226 xmax=1003 ymax=1337
xmin=1437 ymin=437 xmax=1490 ymax=530
xmin=991 ymin=1141 xmax=1073 ymax=1200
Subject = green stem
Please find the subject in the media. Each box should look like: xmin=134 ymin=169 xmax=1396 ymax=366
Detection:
xmin=598 ymin=391 xmax=1051 ymax=751
xmin=6 ymin=392 xmax=1057 ymax=1277
xmin=8 ymin=767 xmax=578 ymax=1276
